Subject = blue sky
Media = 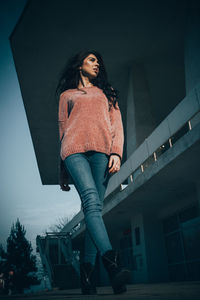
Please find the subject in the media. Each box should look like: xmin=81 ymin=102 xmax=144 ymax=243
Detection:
xmin=0 ymin=0 xmax=80 ymax=250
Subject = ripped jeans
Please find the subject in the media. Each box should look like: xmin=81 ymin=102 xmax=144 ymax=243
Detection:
xmin=64 ymin=151 xmax=112 ymax=265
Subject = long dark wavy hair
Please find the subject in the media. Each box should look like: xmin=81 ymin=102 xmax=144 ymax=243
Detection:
xmin=56 ymin=50 xmax=119 ymax=110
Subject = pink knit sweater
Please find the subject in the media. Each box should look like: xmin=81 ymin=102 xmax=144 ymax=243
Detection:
xmin=58 ymin=86 xmax=124 ymax=161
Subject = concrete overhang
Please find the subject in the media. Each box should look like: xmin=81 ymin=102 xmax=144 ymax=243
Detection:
xmin=10 ymin=0 xmax=187 ymax=185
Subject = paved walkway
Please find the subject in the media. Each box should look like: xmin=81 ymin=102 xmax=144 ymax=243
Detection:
xmin=0 ymin=281 xmax=200 ymax=300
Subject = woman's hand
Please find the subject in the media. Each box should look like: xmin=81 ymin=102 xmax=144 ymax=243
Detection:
xmin=59 ymin=159 xmax=71 ymax=191
xmin=60 ymin=183 xmax=70 ymax=191
xmin=108 ymin=154 xmax=121 ymax=174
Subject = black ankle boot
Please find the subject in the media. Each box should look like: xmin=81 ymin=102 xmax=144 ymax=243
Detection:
xmin=80 ymin=262 xmax=97 ymax=295
xmin=102 ymin=250 xmax=131 ymax=294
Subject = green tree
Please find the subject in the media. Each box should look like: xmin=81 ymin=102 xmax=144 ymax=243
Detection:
xmin=6 ymin=219 xmax=40 ymax=293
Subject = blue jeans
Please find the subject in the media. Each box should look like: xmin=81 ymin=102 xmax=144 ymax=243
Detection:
xmin=64 ymin=151 xmax=112 ymax=265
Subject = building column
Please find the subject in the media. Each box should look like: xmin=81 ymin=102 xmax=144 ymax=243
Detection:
xmin=126 ymin=65 xmax=155 ymax=159
xmin=143 ymin=213 xmax=169 ymax=282
xmin=184 ymin=0 xmax=200 ymax=94
xmin=130 ymin=214 xmax=148 ymax=283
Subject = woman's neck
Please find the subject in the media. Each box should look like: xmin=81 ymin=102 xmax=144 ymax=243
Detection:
xmin=78 ymin=75 xmax=93 ymax=89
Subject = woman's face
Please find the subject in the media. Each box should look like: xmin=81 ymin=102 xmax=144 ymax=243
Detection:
xmin=80 ymin=54 xmax=99 ymax=79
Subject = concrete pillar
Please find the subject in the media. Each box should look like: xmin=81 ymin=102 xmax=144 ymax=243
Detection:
xmin=131 ymin=212 xmax=169 ymax=283
xmin=126 ymin=68 xmax=137 ymax=158
xmin=143 ymin=214 xmax=169 ymax=282
xmin=184 ymin=0 xmax=200 ymax=94
xmin=126 ymin=65 xmax=155 ymax=159
xmin=131 ymin=214 xmax=148 ymax=283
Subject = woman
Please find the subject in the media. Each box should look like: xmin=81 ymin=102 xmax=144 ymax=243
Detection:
xmin=56 ymin=50 xmax=130 ymax=295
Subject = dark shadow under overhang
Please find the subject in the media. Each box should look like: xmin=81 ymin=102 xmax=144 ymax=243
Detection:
xmin=10 ymin=0 xmax=187 ymax=185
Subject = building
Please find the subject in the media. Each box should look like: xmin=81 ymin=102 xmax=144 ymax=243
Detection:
xmin=10 ymin=0 xmax=200 ymax=288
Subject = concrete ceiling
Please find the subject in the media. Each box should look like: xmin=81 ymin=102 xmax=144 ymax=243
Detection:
xmin=10 ymin=0 xmax=187 ymax=185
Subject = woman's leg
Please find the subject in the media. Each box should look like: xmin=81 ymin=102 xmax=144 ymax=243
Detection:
xmin=64 ymin=152 xmax=130 ymax=295
xmin=84 ymin=229 xmax=97 ymax=265
xmin=83 ymin=151 xmax=110 ymax=265
xmin=64 ymin=152 xmax=112 ymax=265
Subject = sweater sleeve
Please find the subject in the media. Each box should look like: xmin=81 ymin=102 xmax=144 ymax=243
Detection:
xmin=109 ymin=102 xmax=124 ymax=161
xmin=58 ymin=93 xmax=68 ymax=141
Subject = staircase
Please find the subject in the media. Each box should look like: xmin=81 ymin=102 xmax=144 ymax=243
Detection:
xmin=36 ymin=232 xmax=80 ymax=289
